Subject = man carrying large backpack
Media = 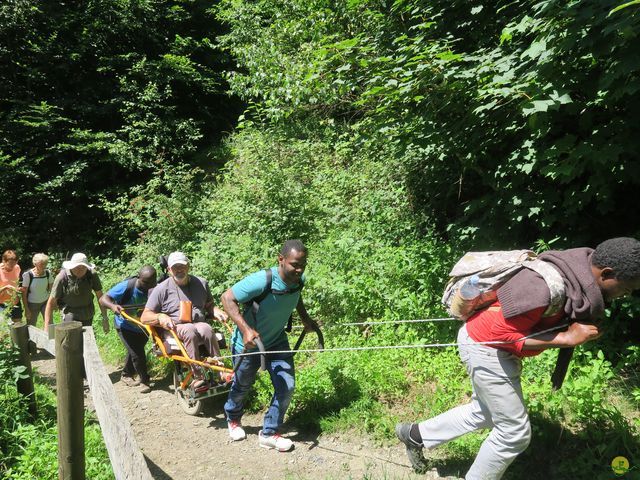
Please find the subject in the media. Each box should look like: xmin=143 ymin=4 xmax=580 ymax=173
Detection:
xmin=396 ymin=237 xmax=640 ymax=480
xmin=221 ymin=239 xmax=320 ymax=452
xmin=99 ymin=265 xmax=157 ymax=393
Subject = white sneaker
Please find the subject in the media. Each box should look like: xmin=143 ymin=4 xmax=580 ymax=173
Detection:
xmin=228 ymin=420 xmax=246 ymax=441
xmin=258 ymin=430 xmax=293 ymax=452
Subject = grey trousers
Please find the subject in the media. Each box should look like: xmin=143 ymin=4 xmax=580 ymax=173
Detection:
xmin=26 ymin=301 xmax=47 ymax=326
xmin=173 ymin=321 xmax=216 ymax=361
xmin=418 ymin=324 xmax=531 ymax=480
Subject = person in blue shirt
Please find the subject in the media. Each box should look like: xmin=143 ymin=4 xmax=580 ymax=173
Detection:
xmin=221 ymin=239 xmax=319 ymax=452
xmin=100 ymin=265 xmax=157 ymax=393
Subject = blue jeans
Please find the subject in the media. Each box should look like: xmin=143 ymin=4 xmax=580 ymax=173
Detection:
xmin=224 ymin=341 xmax=295 ymax=436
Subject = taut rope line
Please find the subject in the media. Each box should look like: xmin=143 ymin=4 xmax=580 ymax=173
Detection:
xmin=290 ymin=317 xmax=456 ymax=328
xmin=218 ymin=323 xmax=570 ymax=361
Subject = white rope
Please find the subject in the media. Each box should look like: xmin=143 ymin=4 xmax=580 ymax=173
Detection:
xmin=219 ymin=323 xmax=569 ymax=361
xmin=290 ymin=317 xmax=456 ymax=328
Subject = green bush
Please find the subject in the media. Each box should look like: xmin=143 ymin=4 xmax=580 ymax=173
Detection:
xmin=0 ymin=324 xmax=113 ymax=479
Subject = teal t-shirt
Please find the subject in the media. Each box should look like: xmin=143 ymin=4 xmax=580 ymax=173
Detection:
xmin=231 ymin=267 xmax=304 ymax=351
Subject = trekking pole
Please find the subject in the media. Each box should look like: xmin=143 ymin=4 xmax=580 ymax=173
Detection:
xmin=233 ymin=337 xmax=266 ymax=373
xmin=293 ymin=323 xmax=324 ymax=353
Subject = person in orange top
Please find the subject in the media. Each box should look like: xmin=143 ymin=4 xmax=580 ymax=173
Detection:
xmin=0 ymin=249 xmax=23 ymax=321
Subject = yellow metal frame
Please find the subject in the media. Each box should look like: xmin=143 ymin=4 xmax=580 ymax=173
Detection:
xmin=120 ymin=310 xmax=234 ymax=376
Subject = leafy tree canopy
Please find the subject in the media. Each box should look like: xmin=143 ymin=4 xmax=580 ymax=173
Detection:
xmin=0 ymin=0 xmax=242 ymax=255
xmin=218 ymin=0 xmax=640 ymax=248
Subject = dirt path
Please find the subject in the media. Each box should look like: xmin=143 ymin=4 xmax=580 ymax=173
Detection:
xmin=31 ymin=351 xmax=459 ymax=480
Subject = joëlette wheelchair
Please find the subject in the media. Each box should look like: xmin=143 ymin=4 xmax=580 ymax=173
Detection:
xmin=120 ymin=309 xmax=323 ymax=415
xmin=121 ymin=309 xmax=237 ymax=415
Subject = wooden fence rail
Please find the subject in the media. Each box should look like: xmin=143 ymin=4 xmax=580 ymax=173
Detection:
xmin=83 ymin=328 xmax=153 ymax=480
xmin=28 ymin=325 xmax=56 ymax=355
xmin=25 ymin=324 xmax=153 ymax=480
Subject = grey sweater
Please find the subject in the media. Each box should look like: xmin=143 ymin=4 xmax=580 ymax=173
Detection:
xmin=497 ymin=247 xmax=605 ymax=321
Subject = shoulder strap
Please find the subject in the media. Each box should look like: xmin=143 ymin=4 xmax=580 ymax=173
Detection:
xmin=60 ymin=268 xmax=68 ymax=285
xmin=24 ymin=270 xmax=34 ymax=296
xmin=243 ymin=268 xmax=304 ymax=313
xmin=243 ymin=269 xmax=272 ymax=312
xmin=523 ymin=259 xmax=566 ymax=317
xmin=56 ymin=269 xmax=69 ymax=306
xmin=119 ymin=276 xmax=138 ymax=306
xmin=252 ymin=269 xmax=273 ymax=304
xmin=271 ymin=271 xmax=305 ymax=295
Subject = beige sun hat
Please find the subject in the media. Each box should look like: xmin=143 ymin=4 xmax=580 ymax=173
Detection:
xmin=62 ymin=253 xmax=95 ymax=271
xmin=167 ymin=251 xmax=189 ymax=268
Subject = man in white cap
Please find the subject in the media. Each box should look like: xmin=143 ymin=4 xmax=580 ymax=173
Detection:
xmin=141 ymin=252 xmax=228 ymax=387
xmin=44 ymin=252 xmax=109 ymax=333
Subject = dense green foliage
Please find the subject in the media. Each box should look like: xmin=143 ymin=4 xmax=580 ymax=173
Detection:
xmin=217 ymin=0 xmax=640 ymax=247
xmin=2 ymin=0 xmax=640 ymax=478
xmin=0 ymin=0 xmax=241 ymax=254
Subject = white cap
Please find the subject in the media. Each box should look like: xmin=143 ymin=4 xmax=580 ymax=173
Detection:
xmin=168 ymin=251 xmax=189 ymax=268
xmin=62 ymin=253 xmax=95 ymax=271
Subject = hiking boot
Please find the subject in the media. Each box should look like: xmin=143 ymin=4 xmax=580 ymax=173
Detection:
xmin=258 ymin=430 xmax=293 ymax=452
xmin=138 ymin=383 xmax=151 ymax=394
xmin=395 ymin=423 xmax=428 ymax=473
xmin=228 ymin=420 xmax=247 ymax=441
xmin=121 ymin=374 xmax=139 ymax=387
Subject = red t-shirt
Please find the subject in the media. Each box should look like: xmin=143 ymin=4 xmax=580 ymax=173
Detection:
xmin=465 ymin=300 xmax=565 ymax=357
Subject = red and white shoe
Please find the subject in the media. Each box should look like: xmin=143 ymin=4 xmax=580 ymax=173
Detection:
xmin=228 ymin=420 xmax=247 ymax=441
xmin=258 ymin=430 xmax=293 ymax=452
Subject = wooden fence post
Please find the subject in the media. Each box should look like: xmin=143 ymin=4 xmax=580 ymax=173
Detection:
xmin=9 ymin=322 xmax=37 ymax=418
xmin=55 ymin=321 xmax=85 ymax=480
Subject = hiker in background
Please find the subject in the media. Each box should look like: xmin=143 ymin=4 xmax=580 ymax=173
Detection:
xmin=221 ymin=239 xmax=320 ymax=452
xmin=21 ymin=253 xmax=54 ymax=326
xmin=0 ymin=249 xmax=23 ymax=322
xmin=99 ymin=265 xmax=157 ymax=393
xmin=140 ymin=252 xmax=227 ymax=388
xmin=396 ymin=237 xmax=640 ymax=479
xmin=44 ymin=252 xmax=110 ymax=333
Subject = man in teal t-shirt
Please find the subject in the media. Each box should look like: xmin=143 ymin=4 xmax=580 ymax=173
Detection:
xmin=221 ymin=239 xmax=319 ymax=452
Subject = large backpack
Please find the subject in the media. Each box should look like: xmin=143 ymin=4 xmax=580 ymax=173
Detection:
xmin=443 ymin=249 xmax=574 ymax=389
xmin=243 ymin=269 xmax=304 ymax=332
xmin=442 ymin=250 xmax=566 ymax=320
